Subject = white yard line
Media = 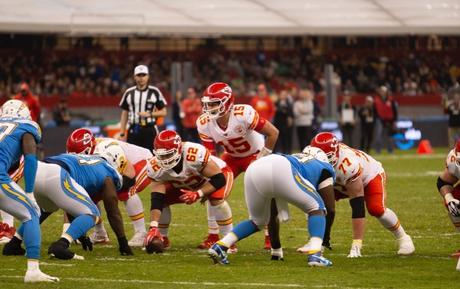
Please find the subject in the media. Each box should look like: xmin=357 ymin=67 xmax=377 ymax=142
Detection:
xmin=374 ymin=154 xmax=444 ymax=160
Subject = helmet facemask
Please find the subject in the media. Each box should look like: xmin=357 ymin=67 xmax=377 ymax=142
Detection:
xmin=154 ymin=147 xmax=181 ymax=170
xmin=201 ymin=96 xmax=230 ymax=119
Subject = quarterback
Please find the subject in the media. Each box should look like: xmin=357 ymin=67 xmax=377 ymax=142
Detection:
xmin=311 ymin=132 xmax=415 ymax=257
xmin=197 ymin=82 xmax=279 ymax=250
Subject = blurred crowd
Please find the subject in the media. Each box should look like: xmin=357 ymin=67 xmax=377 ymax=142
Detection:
xmin=0 ymin=49 xmax=459 ymax=100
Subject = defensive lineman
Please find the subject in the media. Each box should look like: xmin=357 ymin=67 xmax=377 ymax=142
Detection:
xmin=0 ymin=100 xmax=58 ymax=282
xmin=208 ymin=148 xmax=336 ymax=266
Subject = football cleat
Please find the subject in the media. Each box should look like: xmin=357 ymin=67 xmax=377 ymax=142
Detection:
xmin=48 ymin=239 xmax=75 ymax=260
xmin=128 ymin=231 xmax=147 ymax=247
xmin=397 ymin=234 xmax=415 ymax=255
xmin=208 ymin=243 xmax=229 ymax=265
xmin=307 ymin=252 xmax=333 ymax=267
xmin=264 ymin=235 xmax=271 ymax=250
xmin=197 ymin=234 xmax=219 ymax=249
xmin=2 ymin=237 xmax=25 ymax=256
xmin=24 ymin=270 xmax=59 ymax=283
xmin=163 ymin=236 xmax=171 ymax=250
xmin=89 ymin=230 xmax=110 ymax=244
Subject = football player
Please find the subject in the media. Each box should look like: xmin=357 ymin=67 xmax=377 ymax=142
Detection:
xmin=0 ymin=160 xmax=23 ymax=244
xmin=310 ymin=132 xmax=415 ymax=257
xmin=3 ymin=144 xmax=133 ymax=259
xmin=436 ymin=139 xmax=460 ymax=271
xmin=197 ymin=82 xmax=279 ymax=250
xmin=143 ymin=130 xmax=234 ymax=252
xmin=66 ymin=128 xmax=152 ymax=247
xmin=208 ymin=148 xmax=336 ymax=266
xmin=0 ymin=100 xmax=58 ymax=282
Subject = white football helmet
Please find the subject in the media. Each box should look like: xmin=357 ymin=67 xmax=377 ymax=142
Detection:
xmin=0 ymin=99 xmax=31 ymax=119
xmin=95 ymin=140 xmax=127 ymax=174
xmin=302 ymin=145 xmax=329 ymax=163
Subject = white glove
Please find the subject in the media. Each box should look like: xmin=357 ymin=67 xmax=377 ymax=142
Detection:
xmin=347 ymin=239 xmax=362 ymax=258
xmin=445 ymin=194 xmax=460 ymax=217
xmin=257 ymin=147 xmax=272 ymax=159
xmin=26 ymin=192 xmax=41 ymax=216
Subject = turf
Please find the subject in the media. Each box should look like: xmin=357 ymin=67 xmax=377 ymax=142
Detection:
xmin=0 ymin=149 xmax=459 ymax=288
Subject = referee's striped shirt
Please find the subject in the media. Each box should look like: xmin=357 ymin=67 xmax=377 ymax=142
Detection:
xmin=119 ymin=85 xmax=167 ymax=125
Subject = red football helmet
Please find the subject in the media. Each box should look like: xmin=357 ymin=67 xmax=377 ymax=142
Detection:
xmin=310 ymin=132 xmax=340 ymax=166
xmin=153 ymin=130 xmax=182 ymax=169
xmin=201 ymin=82 xmax=234 ymax=119
xmin=66 ymin=128 xmax=97 ymax=154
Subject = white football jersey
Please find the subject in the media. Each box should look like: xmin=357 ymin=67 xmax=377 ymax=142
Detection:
xmin=196 ymin=104 xmax=264 ymax=158
xmin=445 ymin=149 xmax=460 ymax=179
xmin=146 ymin=142 xmax=226 ymax=190
xmin=96 ymin=137 xmax=152 ymax=164
xmin=334 ymin=144 xmax=384 ymax=194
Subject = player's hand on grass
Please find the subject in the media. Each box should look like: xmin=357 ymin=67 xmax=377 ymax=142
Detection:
xmin=446 ymin=198 xmax=460 ymax=217
xmin=347 ymin=239 xmax=362 ymax=258
xmin=144 ymin=227 xmax=163 ymax=246
xmin=78 ymin=235 xmax=93 ymax=251
xmin=117 ymin=236 xmax=133 ymax=256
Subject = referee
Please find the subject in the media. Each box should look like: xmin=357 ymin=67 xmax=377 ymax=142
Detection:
xmin=119 ymin=65 xmax=167 ymax=151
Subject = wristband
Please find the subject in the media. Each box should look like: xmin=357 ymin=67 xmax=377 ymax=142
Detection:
xmin=445 ymin=193 xmax=455 ymax=203
xmin=119 ymin=132 xmax=125 ymax=137
xmin=150 ymin=221 xmax=159 ymax=228
xmin=197 ymin=190 xmax=204 ymax=198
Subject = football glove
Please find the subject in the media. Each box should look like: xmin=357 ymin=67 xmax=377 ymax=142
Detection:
xmin=179 ymin=189 xmax=203 ymax=205
xmin=445 ymin=194 xmax=460 ymax=217
xmin=347 ymin=239 xmax=362 ymax=258
xmin=117 ymin=236 xmax=133 ymax=256
xmin=144 ymin=227 xmax=163 ymax=247
xmin=78 ymin=235 xmax=93 ymax=251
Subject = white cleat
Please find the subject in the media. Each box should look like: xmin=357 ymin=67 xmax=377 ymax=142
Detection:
xmin=24 ymin=270 xmax=59 ymax=283
xmin=90 ymin=230 xmax=110 ymax=244
xmin=128 ymin=231 xmax=146 ymax=247
xmin=397 ymin=235 xmax=415 ymax=255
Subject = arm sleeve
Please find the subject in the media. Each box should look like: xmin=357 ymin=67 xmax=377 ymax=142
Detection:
xmin=24 ymin=154 xmax=37 ymax=193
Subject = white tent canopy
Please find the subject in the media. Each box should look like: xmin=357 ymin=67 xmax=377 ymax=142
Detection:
xmin=0 ymin=0 xmax=459 ymax=35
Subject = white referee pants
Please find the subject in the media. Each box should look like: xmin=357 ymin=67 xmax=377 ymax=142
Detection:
xmin=244 ymin=154 xmax=325 ymax=227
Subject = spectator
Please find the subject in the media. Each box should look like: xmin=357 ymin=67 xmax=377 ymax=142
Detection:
xmin=445 ymin=91 xmax=460 ymax=148
xmin=172 ymin=90 xmax=184 ymax=138
xmin=274 ymin=90 xmax=294 ymax=154
xmin=181 ymin=87 xmax=202 ymax=142
xmin=293 ymin=89 xmax=315 ymax=150
xmin=250 ymin=83 xmax=275 ymax=122
xmin=358 ymin=96 xmax=376 ymax=153
xmin=338 ymin=93 xmax=357 ymax=147
xmin=374 ymin=85 xmax=398 ymax=153
xmin=52 ymin=98 xmax=71 ymax=126
xmin=13 ymin=82 xmax=41 ymax=124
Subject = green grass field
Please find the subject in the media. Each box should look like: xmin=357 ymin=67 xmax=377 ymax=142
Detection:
xmin=1 ymin=149 xmax=459 ymax=289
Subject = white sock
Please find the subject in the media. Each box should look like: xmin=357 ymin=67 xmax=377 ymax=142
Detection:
xmin=220 ymin=232 xmax=238 ymax=248
xmin=308 ymin=237 xmax=323 ymax=252
xmin=27 ymin=259 xmax=39 ymax=272
xmin=159 ymin=206 xmax=171 ymax=237
xmin=207 ymin=202 xmax=219 ymax=235
xmin=62 ymin=223 xmax=70 ymax=235
xmin=124 ymin=194 xmax=146 ymax=233
xmin=94 ymin=221 xmax=107 ymax=234
xmin=213 ymin=201 xmax=233 ymax=236
xmin=378 ymin=208 xmax=406 ymax=239
xmin=1 ymin=210 xmax=14 ymax=227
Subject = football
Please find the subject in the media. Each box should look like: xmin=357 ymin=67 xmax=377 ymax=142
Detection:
xmin=145 ymin=237 xmax=164 ymax=254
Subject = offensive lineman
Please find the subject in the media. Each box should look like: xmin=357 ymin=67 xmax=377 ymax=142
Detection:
xmin=436 ymin=139 xmax=460 ymax=271
xmin=208 ymin=147 xmax=335 ymax=266
xmin=0 ymin=100 xmax=58 ymax=282
xmin=143 ymin=130 xmax=234 ymax=252
xmin=197 ymin=82 xmax=279 ymax=251
xmin=310 ymin=132 xmax=415 ymax=257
